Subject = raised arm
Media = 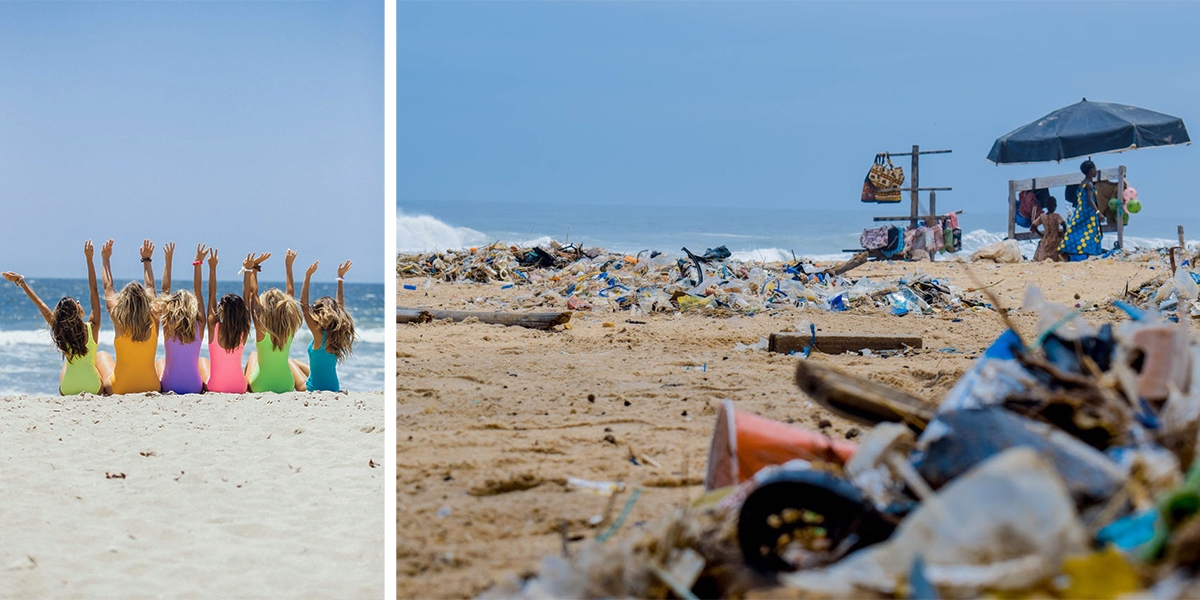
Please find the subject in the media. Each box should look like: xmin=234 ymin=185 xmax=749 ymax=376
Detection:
xmin=285 ymin=249 xmax=297 ymax=298
xmin=336 ymin=260 xmax=352 ymax=308
xmin=207 ymin=248 xmax=219 ymax=343
xmin=160 ymin=242 xmax=174 ymax=295
xmin=302 ymin=261 xmax=322 ymax=343
xmin=84 ymin=240 xmax=101 ymax=340
xmin=101 ymin=239 xmax=117 ymax=313
xmin=246 ymin=252 xmax=270 ymax=342
xmin=2 ymin=272 xmax=54 ymax=327
xmin=194 ymin=244 xmax=208 ymax=332
xmin=140 ymin=239 xmax=157 ymax=300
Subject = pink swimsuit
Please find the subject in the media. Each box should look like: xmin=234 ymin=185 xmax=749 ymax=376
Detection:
xmin=206 ymin=323 xmax=247 ymax=394
xmin=161 ymin=325 xmax=204 ymax=395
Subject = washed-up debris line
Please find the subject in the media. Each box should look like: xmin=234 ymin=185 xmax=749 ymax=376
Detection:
xmin=484 ymin=290 xmax=1200 ymax=599
xmin=398 ymin=241 xmax=991 ymax=316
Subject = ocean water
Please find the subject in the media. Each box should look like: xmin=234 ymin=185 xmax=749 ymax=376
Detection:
xmin=0 ymin=279 xmax=384 ymax=396
xmin=399 ymin=199 xmax=1197 ymax=261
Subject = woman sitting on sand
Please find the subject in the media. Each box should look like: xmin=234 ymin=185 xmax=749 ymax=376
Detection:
xmin=1058 ymin=160 xmax=1104 ymax=260
xmin=203 ymin=247 xmax=253 ymax=394
xmin=243 ymin=250 xmax=306 ymax=392
xmin=3 ymin=241 xmax=114 ymax=395
xmin=103 ymin=239 xmax=163 ymax=395
xmin=292 ymin=259 xmax=357 ymax=392
xmin=155 ymin=243 xmax=210 ymax=395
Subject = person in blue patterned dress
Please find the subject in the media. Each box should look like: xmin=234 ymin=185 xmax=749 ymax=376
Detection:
xmin=1058 ymin=160 xmax=1103 ymax=259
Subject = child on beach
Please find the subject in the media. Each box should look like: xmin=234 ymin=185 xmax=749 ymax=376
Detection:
xmin=1032 ymin=197 xmax=1066 ymax=262
xmin=2 ymin=241 xmax=114 ymax=395
xmin=103 ymin=239 xmax=163 ymax=394
xmin=155 ymin=243 xmax=210 ymax=395
xmin=292 ymin=260 xmax=357 ymax=392
xmin=204 ymin=248 xmax=253 ymax=394
xmin=243 ymin=250 xmax=306 ymax=393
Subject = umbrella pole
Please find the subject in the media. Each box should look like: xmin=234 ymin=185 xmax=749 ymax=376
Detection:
xmin=910 ymin=144 xmax=919 ymax=229
xmin=1117 ymin=165 xmax=1125 ymax=251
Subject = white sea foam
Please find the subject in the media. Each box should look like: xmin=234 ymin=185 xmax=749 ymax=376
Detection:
xmin=398 ymin=210 xmax=488 ymax=253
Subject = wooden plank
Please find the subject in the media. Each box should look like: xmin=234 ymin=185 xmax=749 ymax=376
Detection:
xmin=397 ymin=307 xmax=572 ymax=330
xmin=769 ymin=332 xmax=923 ymax=355
xmin=821 ymin=251 xmax=869 ymax=277
xmin=874 ymin=211 xmax=963 ymax=222
xmin=794 ymin=360 xmax=934 ymax=430
xmin=1010 ymin=167 xmax=1123 ymax=192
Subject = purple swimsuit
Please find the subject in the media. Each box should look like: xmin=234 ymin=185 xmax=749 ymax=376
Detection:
xmin=161 ymin=326 xmax=204 ymax=395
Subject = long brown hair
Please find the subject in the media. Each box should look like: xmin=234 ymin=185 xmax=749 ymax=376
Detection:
xmin=258 ymin=288 xmax=301 ymax=351
xmin=111 ymin=282 xmax=155 ymax=342
xmin=216 ymin=293 xmax=251 ymax=350
xmin=157 ymin=290 xmax=200 ymax=344
xmin=310 ymin=297 xmax=356 ymax=362
xmin=51 ymin=297 xmax=89 ymax=361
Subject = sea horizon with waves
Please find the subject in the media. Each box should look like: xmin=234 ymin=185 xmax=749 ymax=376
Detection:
xmin=0 ymin=279 xmax=384 ymax=396
xmin=400 ymin=199 xmax=1197 ymax=264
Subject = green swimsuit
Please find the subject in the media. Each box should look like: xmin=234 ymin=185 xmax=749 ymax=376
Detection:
xmin=248 ymin=333 xmax=295 ymax=393
xmin=61 ymin=322 xmax=102 ymax=395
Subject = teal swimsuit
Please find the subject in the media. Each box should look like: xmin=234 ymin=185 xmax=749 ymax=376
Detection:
xmin=305 ymin=333 xmax=340 ymax=392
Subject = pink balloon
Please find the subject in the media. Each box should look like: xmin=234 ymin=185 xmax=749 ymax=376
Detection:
xmin=1123 ymin=186 xmax=1138 ymax=201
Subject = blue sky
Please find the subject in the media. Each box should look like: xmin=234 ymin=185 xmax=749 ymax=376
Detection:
xmin=0 ymin=1 xmax=383 ymax=282
xmin=399 ymin=1 xmax=1199 ymax=223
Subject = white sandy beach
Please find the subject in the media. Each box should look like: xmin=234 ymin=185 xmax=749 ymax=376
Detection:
xmin=0 ymin=390 xmax=384 ymax=598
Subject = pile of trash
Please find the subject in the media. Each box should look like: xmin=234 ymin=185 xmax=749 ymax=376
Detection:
xmin=489 ymin=290 xmax=1200 ymax=598
xmin=398 ymin=241 xmax=989 ymax=316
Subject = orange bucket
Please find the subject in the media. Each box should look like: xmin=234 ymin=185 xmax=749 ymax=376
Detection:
xmin=705 ymin=400 xmax=857 ymax=491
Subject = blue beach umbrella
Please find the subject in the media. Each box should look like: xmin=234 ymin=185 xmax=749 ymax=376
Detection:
xmin=987 ymin=99 xmax=1190 ymax=164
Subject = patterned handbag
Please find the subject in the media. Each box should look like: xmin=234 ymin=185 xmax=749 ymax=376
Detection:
xmin=874 ymin=154 xmax=905 ymax=203
xmin=861 ymin=154 xmax=883 ymax=202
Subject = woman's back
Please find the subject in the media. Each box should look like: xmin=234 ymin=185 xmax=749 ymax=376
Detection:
xmin=112 ymin=328 xmax=160 ymax=394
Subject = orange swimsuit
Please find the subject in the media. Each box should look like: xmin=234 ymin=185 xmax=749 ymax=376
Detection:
xmin=111 ymin=327 xmax=161 ymax=394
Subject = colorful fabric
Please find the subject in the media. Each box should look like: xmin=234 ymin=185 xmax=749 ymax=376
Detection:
xmin=161 ymin=324 xmax=203 ymax=395
xmin=61 ymin=322 xmax=102 ymax=395
xmin=1058 ymin=186 xmax=1103 ymax=257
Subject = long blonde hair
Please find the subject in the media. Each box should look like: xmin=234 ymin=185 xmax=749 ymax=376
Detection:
xmin=259 ymin=288 xmax=301 ymax=351
xmin=111 ymin=282 xmax=155 ymax=342
xmin=310 ymin=297 xmax=356 ymax=362
xmin=157 ymin=290 xmax=200 ymax=344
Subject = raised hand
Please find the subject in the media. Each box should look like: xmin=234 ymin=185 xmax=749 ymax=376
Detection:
xmin=2 ymin=272 xmax=24 ymax=285
xmin=306 ymin=261 xmax=319 ymax=277
xmin=243 ymin=253 xmax=256 ymax=270
xmin=208 ymin=248 xmax=219 ymax=268
xmin=101 ymin=239 xmax=114 ymax=261
xmin=337 ymin=260 xmax=352 ymax=278
xmin=253 ymin=252 xmax=272 ymax=266
xmin=285 ymin=249 xmax=297 ymax=267
xmin=140 ymin=239 xmax=155 ymax=260
xmin=163 ymin=242 xmax=175 ymax=261
xmin=195 ymin=243 xmax=209 ymax=263
xmin=84 ymin=240 xmax=94 ymax=260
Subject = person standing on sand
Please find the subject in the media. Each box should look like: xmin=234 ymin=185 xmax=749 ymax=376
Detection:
xmin=2 ymin=241 xmax=114 ymax=395
xmin=1032 ymin=197 xmax=1067 ymax=262
xmin=1058 ymin=160 xmax=1104 ymax=260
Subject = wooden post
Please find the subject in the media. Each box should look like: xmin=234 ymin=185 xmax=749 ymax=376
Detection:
xmin=1007 ymin=179 xmax=1017 ymax=240
xmin=1116 ymin=165 xmax=1126 ymax=250
xmin=910 ymin=144 xmax=919 ymax=229
xmin=1180 ymin=225 xmax=1186 ymax=250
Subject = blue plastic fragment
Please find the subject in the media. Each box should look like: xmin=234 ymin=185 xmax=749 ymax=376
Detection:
xmin=501 ymin=284 xmax=513 ymax=290
xmin=1112 ymin=300 xmax=1146 ymax=321
xmin=403 ymin=284 xmax=417 ymax=290
xmin=1096 ymin=509 xmax=1159 ymax=551
xmin=566 ymin=283 xmax=576 ymax=296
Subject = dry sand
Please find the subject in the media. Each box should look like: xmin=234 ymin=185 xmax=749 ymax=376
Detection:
xmin=0 ymin=390 xmax=385 ymax=598
xmin=397 ymin=255 xmax=1174 ymax=598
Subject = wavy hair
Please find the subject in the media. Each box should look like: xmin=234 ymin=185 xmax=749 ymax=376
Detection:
xmin=310 ymin=297 xmax=356 ymax=362
xmin=258 ymin=288 xmax=301 ymax=351
xmin=215 ymin=293 xmax=251 ymax=350
xmin=157 ymin=290 xmax=200 ymax=344
xmin=111 ymin=282 xmax=155 ymax=342
xmin=51 ymin=297 xmax=89 ymax=361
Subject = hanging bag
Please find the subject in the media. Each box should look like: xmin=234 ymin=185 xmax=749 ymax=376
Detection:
xmin=874 ymin=153 xmax=905 ymax=203
xmin=861 ymin=154 xmax=884 ymax=202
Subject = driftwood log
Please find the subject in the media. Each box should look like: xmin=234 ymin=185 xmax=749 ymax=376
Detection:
xmin=397 ymin=307 xmax=572 ymax=330
xmin=795 ymin=360 xmax=934 ymax=431
xmin=821 ymin=250 xmax=870 ymax=277
xmin=770 ymin=332 xmax=922 ymax=355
